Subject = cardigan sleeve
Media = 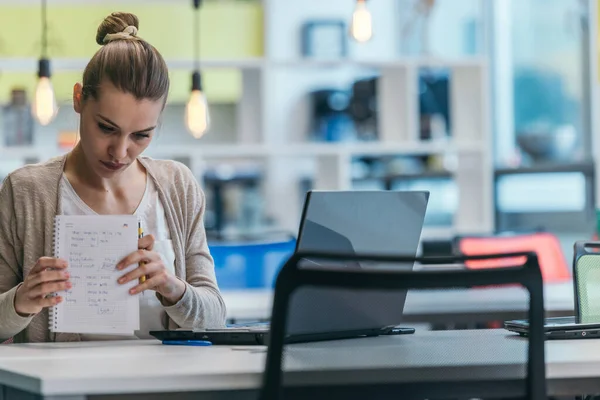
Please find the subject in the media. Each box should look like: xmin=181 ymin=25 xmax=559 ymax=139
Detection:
xmin=0 ymin=177 xmax=35 ymax=340
xmin=159 ymin=165 xmax=227 ymax=329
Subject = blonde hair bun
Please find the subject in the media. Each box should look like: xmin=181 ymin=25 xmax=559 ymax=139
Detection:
xmin=96 ymin=12 xmax=140 ymax=46
xmin=83 ymin=11 xmax=169 ymax=103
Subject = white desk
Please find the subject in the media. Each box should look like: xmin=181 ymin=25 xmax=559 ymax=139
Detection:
xmin=1 ymin=329 xmax=600 ymax=399
xmin=222 ymin=281 xmax=576 ymax=323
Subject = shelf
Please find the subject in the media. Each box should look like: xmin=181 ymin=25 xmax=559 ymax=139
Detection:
xmin=0 ymin=58 xmax=265 ymax=72
xmin=269 ymin=57 xmax=488 ymax=70
xmin=353 ymin=170 xmax=453 ymax=183
xmin=145 ymin=144 xmax=270 ymax=159
xmin=0 ymin=56 xmax=487 ymax=72
xmin=0 ymin=140 xmax=485 ymax=162
xmin=285 ymin=141 xmax=485 ymax=157
xmin=167 ymin=58 xmax=265 ymax=70
xmin=148 ymin=141 xmax=484 ymax=159
xmin=494 ymin=161 xmax=595 ymax=176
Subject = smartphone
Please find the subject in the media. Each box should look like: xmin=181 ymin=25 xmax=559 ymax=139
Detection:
xmin=573 ymin=241 xmax=600 ymax=323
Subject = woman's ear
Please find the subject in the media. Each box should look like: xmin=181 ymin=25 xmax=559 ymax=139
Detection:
xmin=73 ymin=83 xmax=83 ymax=114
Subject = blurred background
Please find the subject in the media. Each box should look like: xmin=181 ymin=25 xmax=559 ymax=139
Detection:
xmin=0 ymin=0 xmax=598 ymax=291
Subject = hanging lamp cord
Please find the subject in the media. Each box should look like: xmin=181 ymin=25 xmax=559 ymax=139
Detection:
xmin=193 ymin=0 xmax=201 ymax=73
xmin=41 ymin=0 xmax=48 ymax=58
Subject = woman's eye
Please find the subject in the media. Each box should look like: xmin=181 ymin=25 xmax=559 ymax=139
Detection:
xmin=98 ymin=123 xmax=115 ymax=133
xmin=134 ymin=133 xmax=150 ymax=140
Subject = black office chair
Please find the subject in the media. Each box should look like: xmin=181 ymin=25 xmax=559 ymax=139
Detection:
xmin=259 ymin=251 xmax=546 ymax=400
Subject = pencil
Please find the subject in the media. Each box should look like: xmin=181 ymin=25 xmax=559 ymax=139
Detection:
xmin=138 ymin=221 xmax=146 ymax=285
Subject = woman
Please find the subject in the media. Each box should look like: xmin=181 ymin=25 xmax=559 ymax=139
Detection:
xmin=0 ymin=12 xmax=226 ymax=343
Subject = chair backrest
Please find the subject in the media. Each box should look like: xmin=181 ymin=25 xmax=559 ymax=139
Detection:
xmin=260 ymin=250 xmax=546 ymax=400
xmin=455 ymin=232 xmax=570 ymax=282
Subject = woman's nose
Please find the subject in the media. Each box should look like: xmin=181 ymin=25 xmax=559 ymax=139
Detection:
xmin=108 ymin=138 xmax=128 ymax=160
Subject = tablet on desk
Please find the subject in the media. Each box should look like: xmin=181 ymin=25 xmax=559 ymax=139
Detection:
xmin=504 ymin=240 xmax=600 ymax=340
xmin=504 ymin=316 xmax=600 ymax=339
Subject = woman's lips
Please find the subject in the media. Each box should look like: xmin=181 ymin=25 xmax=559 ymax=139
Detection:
xmin=100 ymin=161 xmax=126 ymax=171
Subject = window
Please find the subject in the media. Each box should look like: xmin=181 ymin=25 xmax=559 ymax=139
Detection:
xmin=491 ymin=0 xmax=594 ymax=237
xmin=493 ymin=0 xmax=590 ymax=166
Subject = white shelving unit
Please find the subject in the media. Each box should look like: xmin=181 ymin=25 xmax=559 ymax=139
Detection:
xmin=256 ymin=0 xmax=493 ymax=236
xmin=0 ymin=0 xmax=494 ymax=239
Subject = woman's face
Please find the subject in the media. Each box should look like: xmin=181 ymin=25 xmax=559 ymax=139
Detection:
xmin=72 ymin=81 xmax=163 ymax=178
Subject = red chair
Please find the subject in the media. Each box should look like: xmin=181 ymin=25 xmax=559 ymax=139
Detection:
xmin=455 ymin=232 xmax=571 ymax=283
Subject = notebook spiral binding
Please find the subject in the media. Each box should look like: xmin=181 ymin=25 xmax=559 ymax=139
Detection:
xmin=48 ymin=216 xmax=60 ymax=332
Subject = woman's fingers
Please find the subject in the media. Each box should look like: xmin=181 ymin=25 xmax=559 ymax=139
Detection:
xmin=117 ymin=260 xmax=162 ymax=285
xmin=27 ymin=281 xmax=72 ymax=299
xmin=30 ymin=257 xmax=68 ymax=274
xmin=127 ymin=273 xmax=168 ymax=295
xmin=38 ymin=295 xmax=63 ymax=308
xmin=27 ymin=270 xmax=70 ymax=288
xmin=116 ymin=249 xmax=159 ymax=271
xmin=15 ymin=257 xmax=70 ymax=316
xmin=138 ymin=234 xmax=155 ymax=251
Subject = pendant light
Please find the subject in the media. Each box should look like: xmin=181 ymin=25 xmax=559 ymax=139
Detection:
xmin=32 ymin=0 xmax=58 ymax=126
xmin=350 ymin=0 xmax=373 ymax=43
xmin=185 ymin=0 xmax=210 ymax=138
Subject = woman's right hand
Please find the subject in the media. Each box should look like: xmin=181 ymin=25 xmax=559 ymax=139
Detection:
xmin=14 ymin=257 xmax=71 ymax=316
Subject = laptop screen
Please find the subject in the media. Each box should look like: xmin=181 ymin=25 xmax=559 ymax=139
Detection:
xmin=286 ymin=190 xmax=430 ymax=336
xmin=296 ymin=190 xmax=430 ymax=269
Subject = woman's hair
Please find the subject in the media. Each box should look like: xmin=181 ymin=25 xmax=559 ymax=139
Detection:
xmin=81 ymin=12 xmax=170 ymax=103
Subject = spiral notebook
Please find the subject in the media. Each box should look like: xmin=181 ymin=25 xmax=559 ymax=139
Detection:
xmin=50 ymin=215 xmax=140 ymax=335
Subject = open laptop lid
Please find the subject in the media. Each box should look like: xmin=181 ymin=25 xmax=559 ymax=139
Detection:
xmin=286 ymin=190 xmax=430 ymax=336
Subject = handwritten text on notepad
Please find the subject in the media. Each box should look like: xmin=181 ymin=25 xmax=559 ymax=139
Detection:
xmin=51 ymin=215 xmax=139 ymax=335
xmin=63 ymin=228 xmax=129 ymax=315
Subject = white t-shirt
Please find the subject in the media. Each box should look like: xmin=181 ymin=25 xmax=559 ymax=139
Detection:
xmin=59 ymin=174 xmax=176 ymax=340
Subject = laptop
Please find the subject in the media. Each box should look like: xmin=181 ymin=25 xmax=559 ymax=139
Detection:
xmin=504 ymin=317 xmax=600 ymax=339
xmin=504 ymin=241 xmax=600 ymax=339
xmin=151 ymin=190 xmax=430 ymax=345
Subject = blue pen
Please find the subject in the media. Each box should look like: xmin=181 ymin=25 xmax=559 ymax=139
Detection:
xmin=162 ymin=340 xmax=212 ymax=346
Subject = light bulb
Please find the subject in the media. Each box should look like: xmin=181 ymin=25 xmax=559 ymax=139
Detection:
xmin=350 ymin=0 xmax=373 ymax=43
xmin=32 ymin=76 xmax=58 ymax=126
xmin=185 ymin=89 xmax=210 ymax=138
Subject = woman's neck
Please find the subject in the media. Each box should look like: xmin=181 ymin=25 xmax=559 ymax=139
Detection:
xmin=65 ymin=144 xmax=141 ymax=193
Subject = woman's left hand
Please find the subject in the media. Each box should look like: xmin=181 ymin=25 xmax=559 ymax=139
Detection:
xmin=116 ymin=234 xmax=186 ymax=305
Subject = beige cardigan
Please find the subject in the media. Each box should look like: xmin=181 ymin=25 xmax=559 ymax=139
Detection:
xmin=0 ymin=155 xmax=226 ymax=342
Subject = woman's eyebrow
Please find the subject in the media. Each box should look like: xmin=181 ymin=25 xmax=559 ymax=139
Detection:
xmin=96 ymin=114 xmax=119 ymax=128
xmin=96 ymin=114 xmax=156 ymax=133
xmin=134 ymin=126 xmax=157 ymax=134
